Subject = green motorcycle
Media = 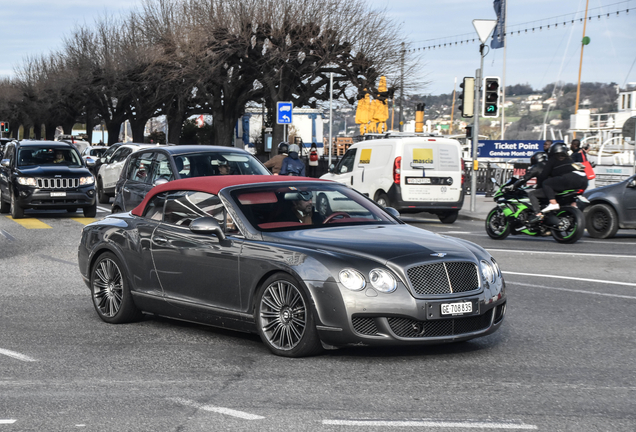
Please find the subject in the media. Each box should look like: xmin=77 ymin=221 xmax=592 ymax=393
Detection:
xmin=485 ymin=177 xmax=588 ymax=244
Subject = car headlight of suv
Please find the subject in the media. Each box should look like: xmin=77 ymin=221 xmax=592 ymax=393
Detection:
xmin=79 ymin=176 xmax=95 ymax=186
xmin=339 ymin=268 xmax=366 ymax=291
xmin=369 ymin=269 xmax=397 ymax=293
xmin=17 ymin=177 xmax=36 ymax=186
xmin=480 ymin=260 xmax=496 ymax=284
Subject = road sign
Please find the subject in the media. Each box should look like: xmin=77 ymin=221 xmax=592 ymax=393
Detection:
xmin=276 ymin=102 xmax=293 ymax=125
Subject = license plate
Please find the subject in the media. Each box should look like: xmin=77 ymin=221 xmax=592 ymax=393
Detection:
xmin=406 ymin=177 xmax=431 ymax=184
xmin=50 ymin=192 xmax=67 ymax=197
xmin=441 ymin=302 xmax=473 ymax=315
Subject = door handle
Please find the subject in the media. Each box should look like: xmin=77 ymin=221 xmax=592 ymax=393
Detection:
xmin=350 ymin=175 xmax=353 ymax=185
xmin=123 ymin=187 xmax=130 ymax=193
xmin=153 ymin=236 xmax=168 ymax=244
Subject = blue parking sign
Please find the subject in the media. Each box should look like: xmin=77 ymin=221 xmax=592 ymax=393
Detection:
xmin=276 ymin=102 xmax=293 ymax=124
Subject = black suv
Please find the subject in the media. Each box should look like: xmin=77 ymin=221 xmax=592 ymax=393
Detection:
xmin=0 ymin=140 xmax=97 ymax=218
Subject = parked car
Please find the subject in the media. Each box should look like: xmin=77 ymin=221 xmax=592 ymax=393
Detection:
xmin=81 ymin=146 xmax=108 ymax=174
xmin=583 ymin=174 xmax=636 ymax=238
xmin=96 ymin=143 xmax=160 ymax=204
xmin=0 ymin=140 xmax=96 ymax=218
xmin=320 ymin=133 xmax=465 ymax=223
xmin=111 ymin=145 xmax=271 ymax=213
xmin=78 ymin=175 xmax=506 ymax=357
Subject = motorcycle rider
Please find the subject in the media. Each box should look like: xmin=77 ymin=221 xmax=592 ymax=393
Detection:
xmin=264 ymin=142 xmax=289 ymax=175
xmin=529 ymin=142 xmax=588 ymax=222
xmin=279 ymin=144 xmax=306 ymax=176
xmin=504 ymin=151 xmax=548 ymax=192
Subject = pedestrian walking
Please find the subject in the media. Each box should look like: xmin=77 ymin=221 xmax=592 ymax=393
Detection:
xmin=308 ymin=143 xmax=319 ymax=177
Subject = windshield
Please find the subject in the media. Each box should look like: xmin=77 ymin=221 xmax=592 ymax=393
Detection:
xmin=17 ymin=146 xmax=83 ymax=167
xmin=230 ymin=183 xmax=396 ymax=232
xmin=175 ymin=152 xmax=269 ymax=178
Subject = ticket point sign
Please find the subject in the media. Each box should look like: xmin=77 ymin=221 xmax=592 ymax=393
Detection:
xmin=478 ymin=140 xmax=542 ymax=159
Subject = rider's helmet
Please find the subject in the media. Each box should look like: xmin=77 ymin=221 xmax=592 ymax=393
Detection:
xmin=288 ymin=144 xmax=300 ymax=154
xmin=530 ymin=151 xmax=547 ymax=165
xmin=278 ymin=142 xmax=289 ymax=154
xmin=549 ymin=142 xmax=569 ymax=156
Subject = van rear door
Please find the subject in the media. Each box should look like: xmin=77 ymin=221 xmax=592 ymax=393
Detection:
xmin=400 ymin=140 xmax=462 ymax=203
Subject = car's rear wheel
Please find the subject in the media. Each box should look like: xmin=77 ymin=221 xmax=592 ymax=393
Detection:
xmin=375 ymin=192 xmax=390 ymax=208
xmin=438 ymin=210 xmax=458 ymax=224
xmin=90 ymin=252 xmax=142 ymax=324
xmin=0 ymin=190 xmax=10 ymax=213
xmin=585 ymin=203 xmax=619 ymax=239
xmin=83 ymin=203 xmax=97 ymax=218
xmin=10 ymin=194 xmax=23 ymax=219
xmin=97 ymin=178 xmax=110 ymax=204
xmin=255 ymin=273 xmax=323 ymax=358
xmin=316 ymin=193 xmax=331 ymax=217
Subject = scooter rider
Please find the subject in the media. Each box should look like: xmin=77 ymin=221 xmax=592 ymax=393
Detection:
xmin=529 ymin=142 xmax=588 ymax=222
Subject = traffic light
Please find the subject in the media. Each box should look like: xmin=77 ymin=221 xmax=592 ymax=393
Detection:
xmin=0 ymin=122 xmax=7 ymax=132
xmin=465 ymin=125 xmax=472 ymax=139
xmin=458 ymin=77 xmax=475 ymax=118
xmin=482 ymin=77 xmax=500 ymax=117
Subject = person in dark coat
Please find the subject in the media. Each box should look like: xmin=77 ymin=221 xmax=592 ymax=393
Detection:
xmin=570 ymin=139 xmax=584 ymax=163
xmin=279 ymin=144 xmax=306 ymax=176
xmin=264 ymin=142 xmax=288 ymax=175
xmin=528 ymin=143 xmax=588 ymax=222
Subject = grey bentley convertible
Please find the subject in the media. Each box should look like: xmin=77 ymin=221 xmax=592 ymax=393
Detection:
xmin=78 ymin=175 xmax=506 ymax=357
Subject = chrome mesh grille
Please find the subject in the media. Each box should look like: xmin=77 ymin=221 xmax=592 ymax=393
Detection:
xmin=387 ymin=309 xmax=493 ymax=338
xmin=407 ymin=262 xmax=479 ymax=295
xmin=36 ymin=178 xmax=80 ymax=189
xmin=351 ymin=317 xmax=379 ymax=336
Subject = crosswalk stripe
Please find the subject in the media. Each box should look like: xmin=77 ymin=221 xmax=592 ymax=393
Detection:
xmin=71 ymin=217 xmax=98 ymax=225
xmin=5 ymin=216 xmax=52 ymax=229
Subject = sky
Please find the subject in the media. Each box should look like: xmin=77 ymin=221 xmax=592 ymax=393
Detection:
xmin=1 ymin=0 xmax=634 ymax=96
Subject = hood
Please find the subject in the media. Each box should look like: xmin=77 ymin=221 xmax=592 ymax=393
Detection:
xmin=16 ymin=165 xmax=92 ymax=177
xmin=264 ymin=224 xmax=480 ymax=265
xmin=289 ymin=152 xmax=299 ymax=160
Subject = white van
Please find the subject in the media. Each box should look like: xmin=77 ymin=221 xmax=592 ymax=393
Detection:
xmin=320 ymin=134 xmax=465 ymax=223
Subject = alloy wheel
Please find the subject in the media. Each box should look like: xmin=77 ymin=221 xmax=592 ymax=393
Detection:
xmin=259 ymin=280 xmax=307 ymax=351
xmin=93 ymin=258 xmax=124 ymax=317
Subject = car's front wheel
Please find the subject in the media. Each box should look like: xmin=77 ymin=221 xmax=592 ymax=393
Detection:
xmin=90 ymin=252 xmax=142 ymax=324
xmin=83 ymin=203 xmax=97 ymax=218
xmin=97 ymin=178 xmax=110 ymax=204
xmin=585 ymin=203 xmax=619 ymax=239
xmin=255 ymin=273 xmax=323 ymax=357
xmin=10 ymin=193 xmax=23 ymax=219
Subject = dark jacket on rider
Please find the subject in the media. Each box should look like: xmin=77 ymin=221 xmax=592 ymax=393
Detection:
xmin=280 ymin=151 xmax=306 ymax=177
xmin=513 ymin=161 xmax=546 ymax=189
xmin=536 ymin=155 xmax=588 ymax=200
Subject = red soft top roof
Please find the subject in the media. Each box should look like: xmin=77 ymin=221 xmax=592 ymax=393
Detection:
xmin=131 ymin=175 xmax=326 ymax=216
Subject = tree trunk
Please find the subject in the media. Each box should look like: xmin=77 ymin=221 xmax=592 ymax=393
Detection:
xmin=212 ymin=116 xmax=235 ymax=147
xmin=33 ymin=123 xmax=42 ymax=140
xmin=129 ymin=118 xmax=147 ymax=143
xmin=44 ymin=122 xmax=57 ymax=140
xmin=62 ymin=120 xmax=75 ymax=135
xmin=167 ymin=110 xmax=184 ymax=145
xmin=105 ymin=120 xmax=122 ymax=145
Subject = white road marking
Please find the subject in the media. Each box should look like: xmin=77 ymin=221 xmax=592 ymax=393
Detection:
xmin=171 ymin=397 xmax=264 ymax=420
xmin=0 ymin=348 xmax=37 ymax=362
xmin=0 ymin=420 xmax=17 ymax=424
xmin=508 ymin=281 xmax=636 ymax=300
xmin=439 ymin=231 xmax=473 ymax=234
xmin=488 ymin=249 xmax=636 ymax=259
xmin=0 ymin=229 xmax=15 ymax=242
xmin=323 ymin=420 xmax=537 ymax=429
xmin=96 ymin=206 xmax=111 ymax=213
xmin=502 ymin=271 xmax=636 ymax=287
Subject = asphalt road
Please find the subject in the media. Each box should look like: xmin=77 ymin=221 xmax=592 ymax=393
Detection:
xmin=1 ymin=208 xmax=635 ymax=432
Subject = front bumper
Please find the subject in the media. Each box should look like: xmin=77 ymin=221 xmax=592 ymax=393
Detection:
xmin=306 ymin=278 xmax=506 ymax=348
xmin=14 ymin=185 xmax=96 ymax=209
xmin=387 ymin=184 xmax=464 ymax=214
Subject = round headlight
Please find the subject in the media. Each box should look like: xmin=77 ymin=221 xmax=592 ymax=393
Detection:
xmin=339 ymin=269 xmax=366 ymax=291
xmin=369 ymin=269 xmax=397 ymax=293
xmin=480 ymin=260 xmax=496 ymax=284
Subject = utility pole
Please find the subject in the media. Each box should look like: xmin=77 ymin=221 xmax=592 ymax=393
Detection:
xmin=328 ymin=72 xmax=333 ymax=167
xmin=399 ymin=42 xmax=405 ymax=132
xmin=573 ymin=0 xmax=591 ymax=139
xmin=450 ymin=77 xmax=457 ymax=134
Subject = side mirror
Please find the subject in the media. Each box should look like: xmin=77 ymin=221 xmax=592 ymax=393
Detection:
xmin=1 ymin=159 xmax=10 ymax=168
xmin=384 ymin=207 xmax=401 ymax=219
xmin=154 ymin=178 xmax=169 ymax=187
xmin=86 ymin=159 xmax=95 ymax=167
xmin=190 ymin=217 xmax=226 ymax=240
xmin=628 ymin=179 xmax=636 ymax=188
xmin=328 ymin=164 xmax=335 ymax=173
